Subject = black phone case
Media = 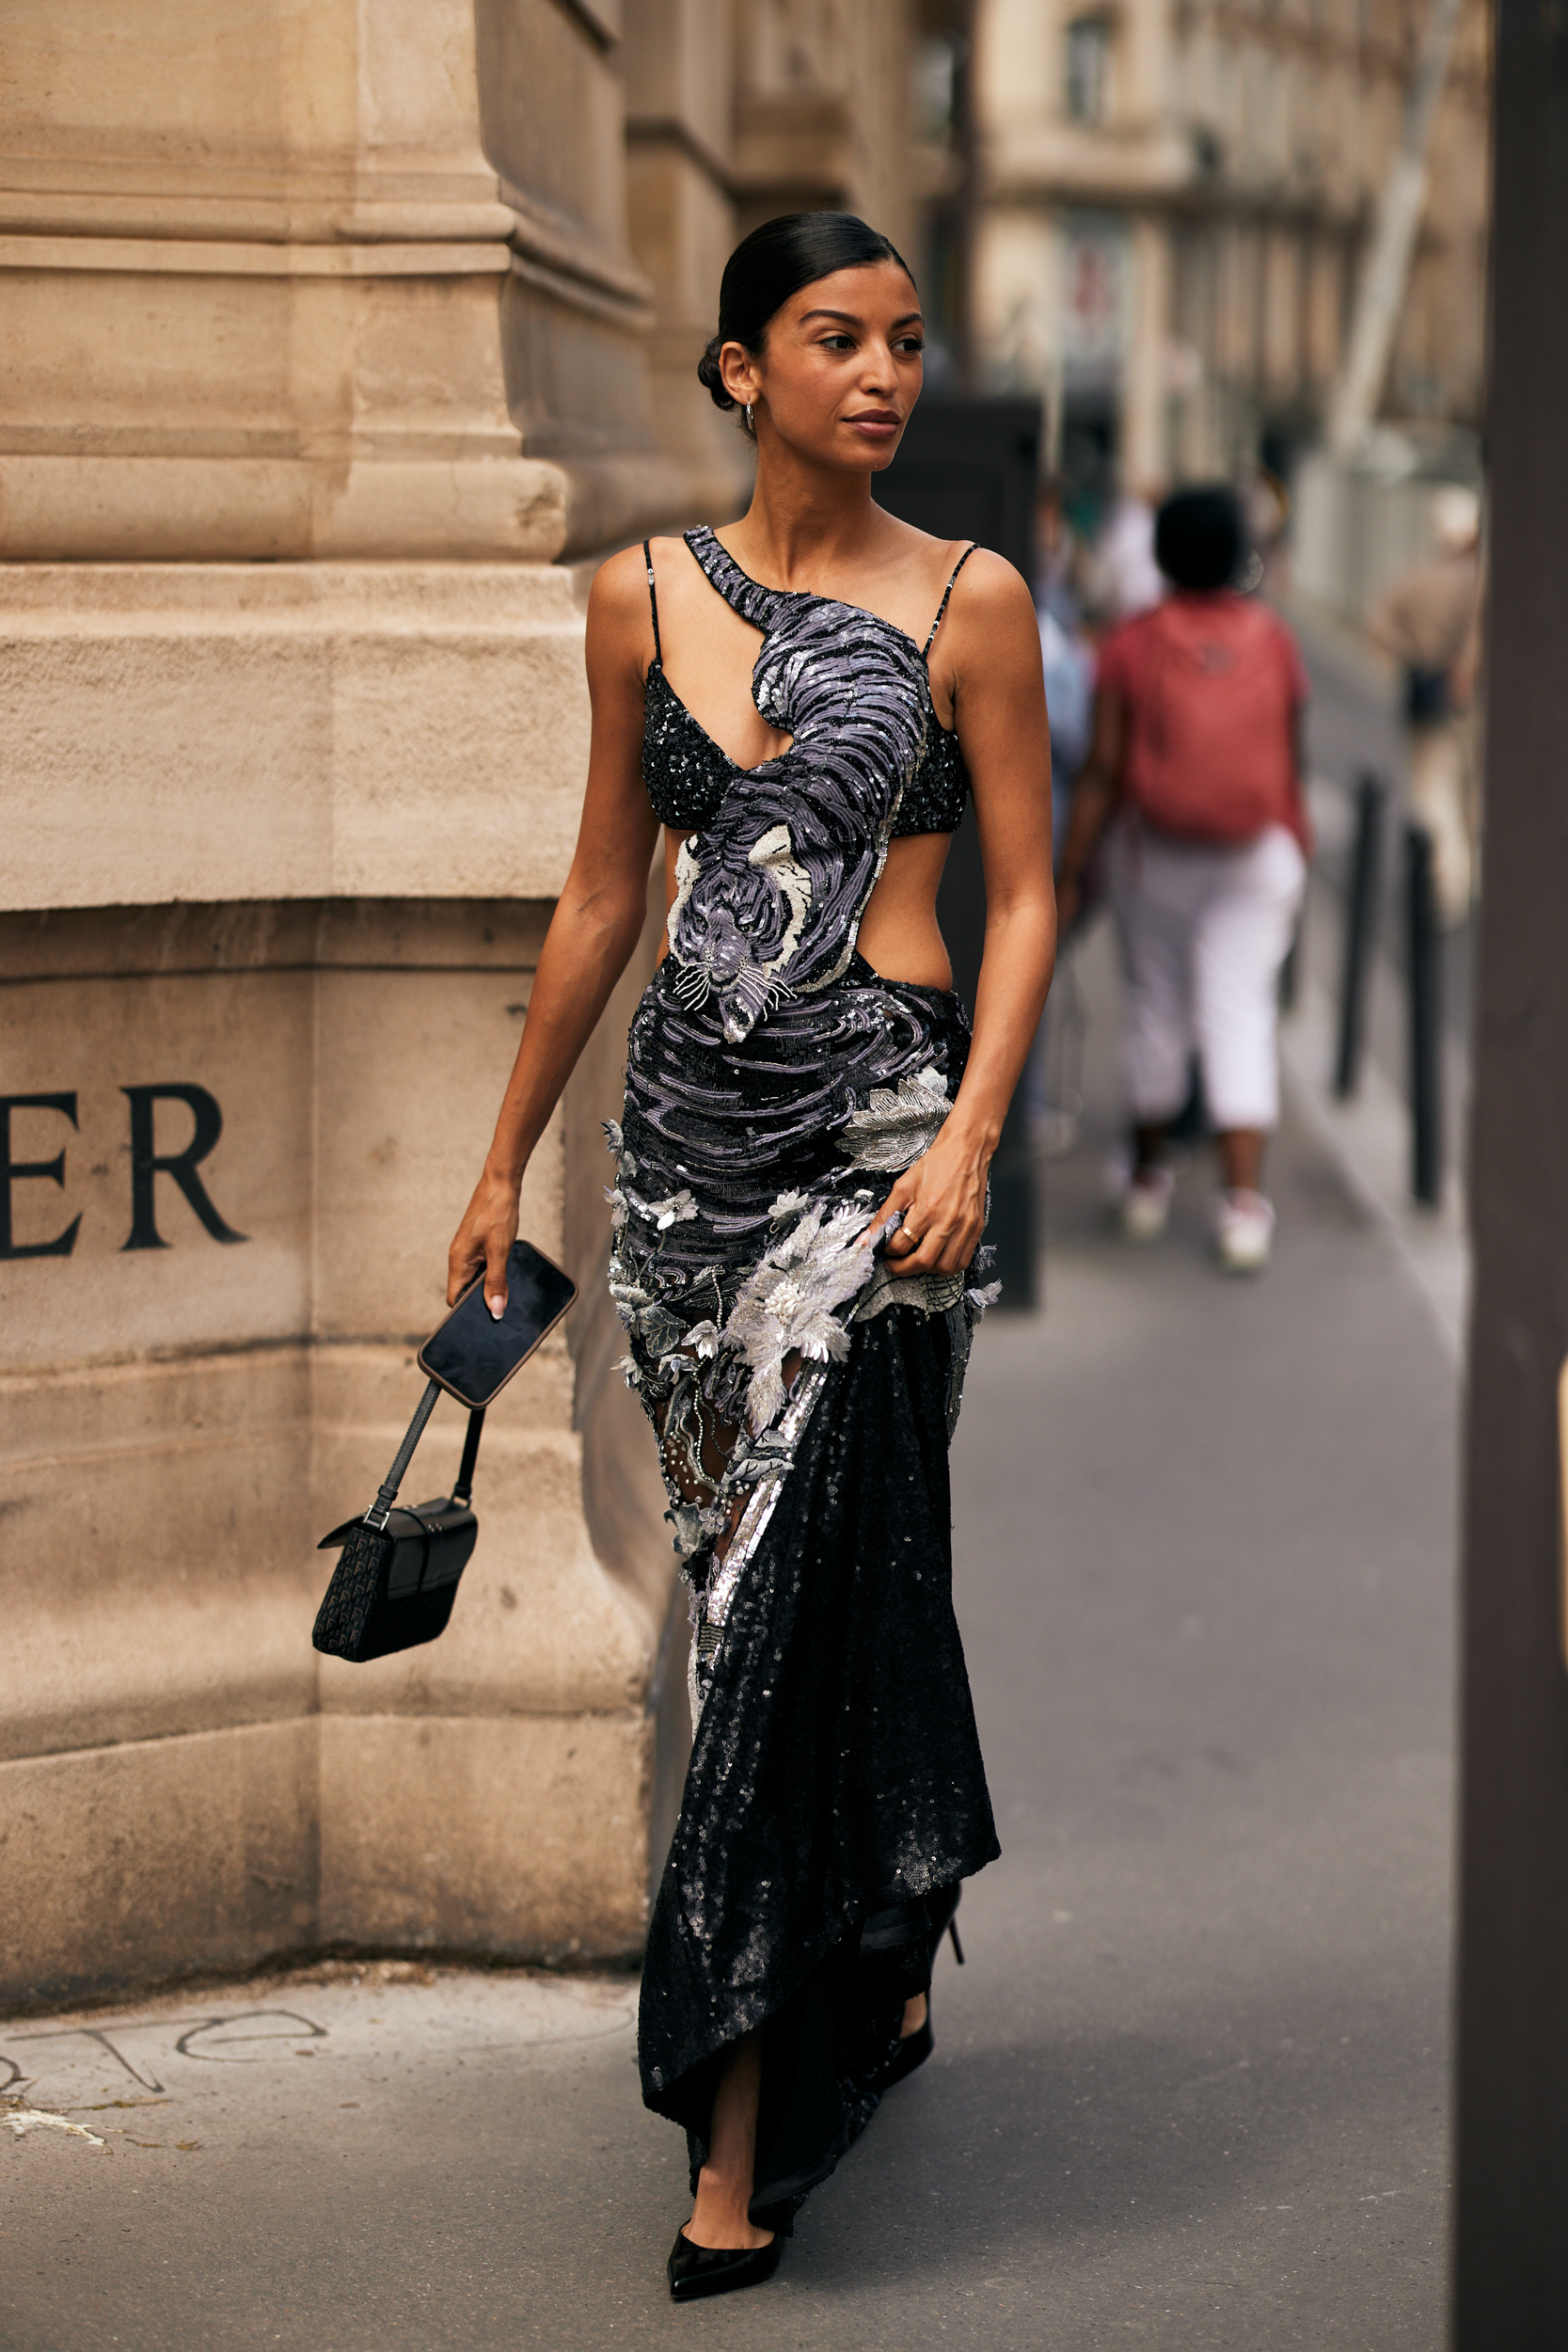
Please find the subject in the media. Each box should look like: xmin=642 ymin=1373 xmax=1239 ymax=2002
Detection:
xmin=417 ymin=1237 xmax=578 ymax=1410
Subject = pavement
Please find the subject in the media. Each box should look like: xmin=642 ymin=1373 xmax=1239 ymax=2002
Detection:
xmin=3 ymin=920 xmax=1457 ymax=2352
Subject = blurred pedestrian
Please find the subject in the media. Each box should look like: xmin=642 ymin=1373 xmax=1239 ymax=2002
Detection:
xmin=1055 ymin=485 xmax=1309 ymax=1272
xmin=1041 ymin=603 xmax=1097 ymax=858
xmin=1035 ymin=475 xmax=1083 ymax=629
xmin=1366 ymin=485 xmax=1483 ymax=924
xmin=1083 ymin=478 xmax=1165 ymax=624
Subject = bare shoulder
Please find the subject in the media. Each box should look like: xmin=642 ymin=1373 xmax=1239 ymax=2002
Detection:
xmin=878 ymin=516 xmax=1034 ymax=631
xmin=588 ymin=542 xmax=652 ymax=628
xmin=942 ymin=548 xmax=1042 ymax=690
xmin=586 ymin=543 xmax=657 ymax=685
xmin=947 ymin=544 xmax=1037 ymax=629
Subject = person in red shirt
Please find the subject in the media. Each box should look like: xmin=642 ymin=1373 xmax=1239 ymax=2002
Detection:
xmin=1056 ymin=485 xmax=1309 ymax=1272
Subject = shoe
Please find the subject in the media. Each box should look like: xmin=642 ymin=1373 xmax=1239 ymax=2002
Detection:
xmin=863 ymin=1885 xmax=965 ymax=2099
xmin=925 ymin=1881 xmax=965 ymax=1969
xmin=668 ymin=2228 xmax=781 ymax=2302
xmin=1120 ymin=1166 xmax=1175 ymax=1242
xmin=1215 ymin=1188 xmax=1275 ymax=1272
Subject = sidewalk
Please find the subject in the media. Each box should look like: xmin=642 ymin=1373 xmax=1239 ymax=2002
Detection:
xmin=1281 ymin=776 xmax=1469 ymax=1359
xmin=4 ymin=926 xmax=1456 ymax=2351
xmin=1287 ymin=589 xmax=1474 ymax=1356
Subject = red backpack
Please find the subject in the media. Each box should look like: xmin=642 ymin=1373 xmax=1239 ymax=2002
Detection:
xmin=1116 ymin=595 xmax=1301 ymax=845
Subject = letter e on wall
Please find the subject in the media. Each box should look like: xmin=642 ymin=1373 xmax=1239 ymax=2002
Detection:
xmin=0 ymin=1093 xmax=82 ymax=1260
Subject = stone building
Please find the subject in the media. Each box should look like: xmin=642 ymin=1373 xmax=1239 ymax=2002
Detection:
xmin=964 ymin=0 xmax=1491 ymax=495
xmin=0 ymin=0 xmax=915 ymax=2010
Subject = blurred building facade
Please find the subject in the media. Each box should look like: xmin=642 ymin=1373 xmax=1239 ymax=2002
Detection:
xmin=957 ymin=0 xmax=1490 ymax=500
xmin=0 ymin=0 xmax=914 ymax=2010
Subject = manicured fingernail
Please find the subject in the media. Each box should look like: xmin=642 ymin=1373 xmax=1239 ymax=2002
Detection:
xmin=487 ymin=1295 xmax=505 ymax=1319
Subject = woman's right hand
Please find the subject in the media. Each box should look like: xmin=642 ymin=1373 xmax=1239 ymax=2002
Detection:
xmin=447 ymin=1166 xmax=523 ymax=1315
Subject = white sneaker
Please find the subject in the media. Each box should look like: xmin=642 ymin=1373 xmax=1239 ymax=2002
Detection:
xmin=1215 ymin=1188 xmax=1275 ymax=1272
xmin=1120 ymin=1166 xmax=1175 ymax=1242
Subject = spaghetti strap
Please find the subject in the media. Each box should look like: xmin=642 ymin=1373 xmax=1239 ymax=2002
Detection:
xmin=642 ymin=538 xmax=661 ymax=662
xmin=923 ymin=543 xmax=977 ymax=657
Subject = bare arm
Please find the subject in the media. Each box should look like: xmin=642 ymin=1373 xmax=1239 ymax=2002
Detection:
xmin=1055 ymin=684 xmax=1126 ymax=930
xmin=446 ymin=548 xmax=660 ymax=1311
xmin=1364 ymin=576 xmax=1414 ymax=666
xmin=871 ymin=551 xmax=1058 ymax=1279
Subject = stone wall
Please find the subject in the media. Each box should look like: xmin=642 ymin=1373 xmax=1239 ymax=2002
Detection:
xmin=1 ymin=0 xmax=920 ymax=2008
xmin=0 ymin=875 xmax=679 ymax=2006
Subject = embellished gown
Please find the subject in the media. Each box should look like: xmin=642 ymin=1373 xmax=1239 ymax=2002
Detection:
xmin=611 ymin=526 xmax=1001 ymax=2230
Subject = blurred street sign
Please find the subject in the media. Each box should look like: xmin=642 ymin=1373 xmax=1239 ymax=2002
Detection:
xmin=1060 ymin=211 xmax=1132 ymax=396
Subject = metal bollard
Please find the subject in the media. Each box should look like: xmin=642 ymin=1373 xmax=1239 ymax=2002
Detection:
xmin=1334 ymin=771 xmax=1387 ymax=1098
xmin=1405 ymin=823 xmax=1444 ymax=1206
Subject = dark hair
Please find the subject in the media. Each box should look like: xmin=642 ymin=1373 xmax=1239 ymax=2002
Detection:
xmin=1154 ymin=485 xmax=1244 ymax=590
xmin=698 ymin=213 xmax=915 ymax=437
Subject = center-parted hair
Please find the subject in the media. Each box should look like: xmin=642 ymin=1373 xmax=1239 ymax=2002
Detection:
xmin=698 ymin=213 xmax=915 ymax=436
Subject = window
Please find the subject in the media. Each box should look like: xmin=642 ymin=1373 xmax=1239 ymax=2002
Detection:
xmin=1065 ymin=15 xmax=1114 ymax=124
xmin=914 ymin=34 xmax=960 ymax=143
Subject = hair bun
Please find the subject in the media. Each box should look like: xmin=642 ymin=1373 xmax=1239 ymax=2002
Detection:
xmin=697 ymin=334 xmax=736 ymax=411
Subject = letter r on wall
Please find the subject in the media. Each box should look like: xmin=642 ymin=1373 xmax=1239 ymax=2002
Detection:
xmin=121 ymin=1085 xmax=249 ymax=1251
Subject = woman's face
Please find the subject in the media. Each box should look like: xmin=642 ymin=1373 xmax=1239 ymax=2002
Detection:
xmin=720 ymin=261 xmax=924 ymax=473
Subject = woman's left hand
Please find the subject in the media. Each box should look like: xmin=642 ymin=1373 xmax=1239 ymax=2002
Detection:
xmin=867 ymin=1117 xmax=993 ymax=1279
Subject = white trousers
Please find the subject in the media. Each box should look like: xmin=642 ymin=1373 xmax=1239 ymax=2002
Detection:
xmin=1106 ymin=822 xmax=1307 ymax=1132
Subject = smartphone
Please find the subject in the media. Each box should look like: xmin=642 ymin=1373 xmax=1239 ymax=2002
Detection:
xmin=418 ymin=1239 xmax=578 ymax=1409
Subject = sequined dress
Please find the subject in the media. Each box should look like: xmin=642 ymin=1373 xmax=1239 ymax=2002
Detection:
xmin=613 ymin=526 xmax=1001 ymax=2229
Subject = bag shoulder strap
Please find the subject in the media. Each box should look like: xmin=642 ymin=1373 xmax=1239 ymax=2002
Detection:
xmin=364 ymin=1379 xmax=488 ymax=1529
xmin=364 ymin=1378 xmax=442 ymax=1529
xmin=451 ymin=1406 xmax=485 ymax=1505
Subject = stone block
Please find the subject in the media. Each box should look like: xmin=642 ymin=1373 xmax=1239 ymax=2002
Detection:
xmin=0 ymin=1719 xmax=319 ymax=2010
xmin=1 ymin=0 xmax=688 ymax=560
xmin=0 ymin=892 xmax=682 ymax=2007
xmin=0 ymin=566 xmax=592 ymax=911
xmin=0 ymin=1349 xmax=317 ymax=1763
xmin=317 ymin=1710 xmax=650 ymax=1959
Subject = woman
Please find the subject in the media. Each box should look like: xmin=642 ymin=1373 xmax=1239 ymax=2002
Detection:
xmin=1056 ymin=485 xmax=1308 ymax=1273
xmin=447 ymin=212 xmax=1055 ymax=2299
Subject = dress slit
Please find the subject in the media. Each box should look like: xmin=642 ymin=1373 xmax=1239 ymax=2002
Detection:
xmin=640 ymin=1307 xmax=995 ymax=2230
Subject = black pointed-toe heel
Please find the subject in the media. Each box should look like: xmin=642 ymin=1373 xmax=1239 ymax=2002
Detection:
xmin=927 ymin=1880 xmax=965 ymax=1967
xmin=667 ymin=2228 xmax=782 ymax=2303
xmin=864 ymin=1882 xmax=966 ymax=2100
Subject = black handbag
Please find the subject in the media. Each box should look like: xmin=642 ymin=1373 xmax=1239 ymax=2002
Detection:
xmin=310 ymin=1238 xmax=578 ymax=1662
xmin=311 ymin=1383 xmax=484 ymax=1662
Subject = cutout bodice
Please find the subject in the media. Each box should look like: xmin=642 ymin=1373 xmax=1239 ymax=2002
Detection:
xmin=641 ymin=527 xmax=974 ymax=1043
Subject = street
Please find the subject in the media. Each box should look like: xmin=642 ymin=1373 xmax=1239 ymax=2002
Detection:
xmin=2 ymin=914 xmax=1456 ymax=2350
